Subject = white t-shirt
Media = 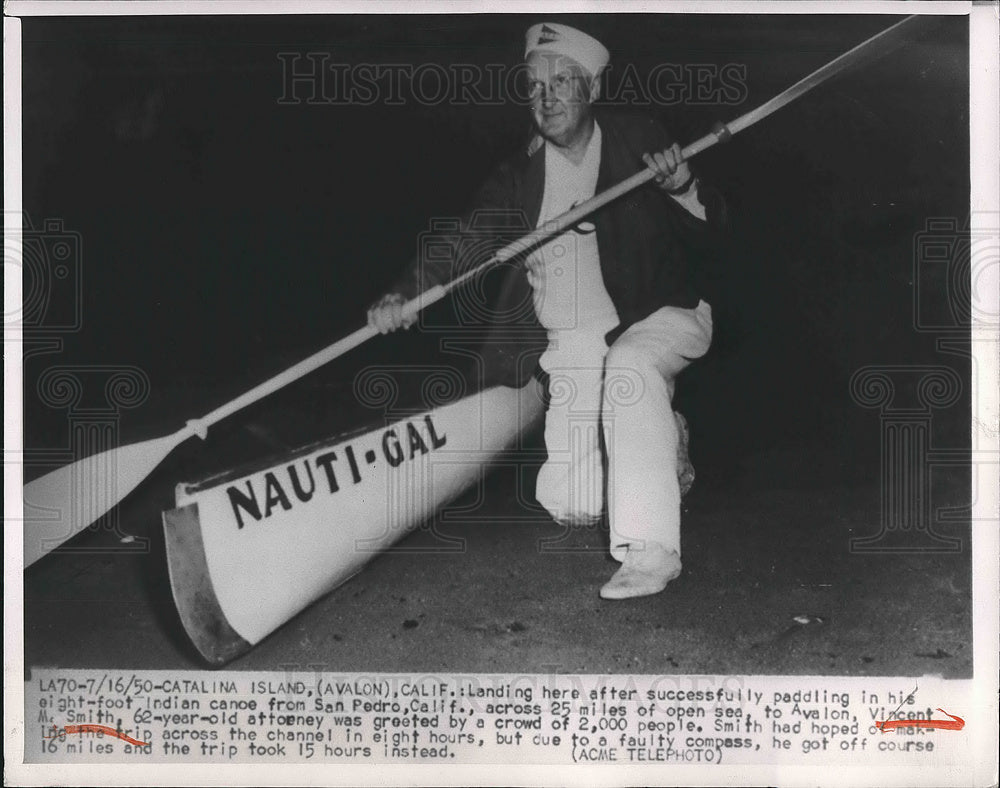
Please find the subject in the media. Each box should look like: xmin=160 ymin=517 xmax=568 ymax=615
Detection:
xmin=526 ymin=123 xmax=620 ymax=340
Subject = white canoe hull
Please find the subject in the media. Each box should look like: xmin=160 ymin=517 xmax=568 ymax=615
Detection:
xmin=162 ymin=380 xmax=544 ymax=665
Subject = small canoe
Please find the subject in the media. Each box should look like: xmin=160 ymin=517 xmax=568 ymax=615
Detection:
xmin=162 ymin=379 xmax=545 ymax=665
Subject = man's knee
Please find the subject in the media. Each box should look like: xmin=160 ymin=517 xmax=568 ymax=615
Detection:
xmin=605 ymin=339 xmax=655 ymax=374
xmin=535 ymin=460 xmax=603 ymax=525
xmin=603 ymin=343 xmax=663 ymax=410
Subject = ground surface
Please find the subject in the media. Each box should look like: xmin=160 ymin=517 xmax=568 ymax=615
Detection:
xmin=24 ymin=408 xmax=972 ymax=678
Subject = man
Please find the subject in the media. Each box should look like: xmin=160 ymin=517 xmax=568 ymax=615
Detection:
xmin=369 ymin=22 xmax=724 ymax=599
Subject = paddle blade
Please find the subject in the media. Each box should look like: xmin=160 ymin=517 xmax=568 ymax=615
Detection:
xmin=22 ymin=431 xmax=184 ymax=568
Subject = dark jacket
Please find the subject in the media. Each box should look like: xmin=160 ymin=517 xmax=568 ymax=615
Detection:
xmin=393 ymin=111 xmax=726 ymax=388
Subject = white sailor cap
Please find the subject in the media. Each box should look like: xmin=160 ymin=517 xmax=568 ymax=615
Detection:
xmin=524 ymin=23 xmax=609 ymax=78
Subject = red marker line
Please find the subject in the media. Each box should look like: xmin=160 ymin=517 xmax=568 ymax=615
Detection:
xmin=876 ymin=709 xmax=965 ymax=732
xmin=47 ymin=724 xmax=150 ymax=747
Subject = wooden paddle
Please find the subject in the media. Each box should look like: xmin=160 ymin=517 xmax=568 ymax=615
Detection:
xmin=22 ymin=15 xmax=922 ymax=567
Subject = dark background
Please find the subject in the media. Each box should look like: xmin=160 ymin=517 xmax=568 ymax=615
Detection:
xmin=20 ymin=14 xmax=970 ymax=489
xmin=20 ymin=13 xmax=974 ymax=674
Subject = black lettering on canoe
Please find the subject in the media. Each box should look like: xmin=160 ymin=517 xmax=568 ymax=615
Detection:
xmin=406 ymin=421 xmax=429 ymax=458
xmin=287 ymin=461 xmax=316 ymax=502
xmin=263 ymin=471 xmax=292 ymax=517
xmin=425 ymin=414 xmax=447 ymax=448
xmin=227 ymin=481 xmax=261 ymax=529
xmin=344 ymin=444 xmax=362 ymax=484
xmin=314 ymin=451 xmax=339 ymax=493
xmin=382 ymin=429 xmax=404 ymax=468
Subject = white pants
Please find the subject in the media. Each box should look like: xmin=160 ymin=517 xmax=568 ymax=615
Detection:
xmin=536 ymin=301 xmax=713 ymax=562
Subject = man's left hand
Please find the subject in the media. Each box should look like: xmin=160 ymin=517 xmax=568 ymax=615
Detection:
xmin=642 ymin=143 xmax=693 ymax=193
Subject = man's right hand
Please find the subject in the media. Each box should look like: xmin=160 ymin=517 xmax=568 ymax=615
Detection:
xmin=367 ymin=293 xmax=416 ymax=334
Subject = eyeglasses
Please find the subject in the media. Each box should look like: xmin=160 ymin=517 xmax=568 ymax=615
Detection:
xmin=527 ymin=73 xmax=589 ymax=100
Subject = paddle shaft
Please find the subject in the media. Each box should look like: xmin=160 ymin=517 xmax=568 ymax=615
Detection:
xmin=192 ymin=15 xmax=922 ymax=435
xmin=191 ymin=169 xmax=661 ymax=434
xmin=192 ymin=287 xmax=445 ymax=432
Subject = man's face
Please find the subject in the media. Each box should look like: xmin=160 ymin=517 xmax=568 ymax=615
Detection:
xmin=525 ymin=51 xmax=598 ymax=148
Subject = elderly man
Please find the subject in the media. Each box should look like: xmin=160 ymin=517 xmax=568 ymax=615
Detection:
xmin=369 ymin=22 xmax=723 ymax=599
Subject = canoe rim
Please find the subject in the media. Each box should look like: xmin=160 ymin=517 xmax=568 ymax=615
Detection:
xmin=175 ymin=382 xmax=542 ymax=498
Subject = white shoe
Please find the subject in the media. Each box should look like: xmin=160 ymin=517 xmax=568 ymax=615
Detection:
xmin=599 ymin=542 xmax=681 ymax=600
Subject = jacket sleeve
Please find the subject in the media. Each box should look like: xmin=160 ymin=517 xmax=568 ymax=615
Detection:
xmin=387 ymin=153 xmax=545 ymax=390
xmin=389 ymin=160 xmax=525 ymax=300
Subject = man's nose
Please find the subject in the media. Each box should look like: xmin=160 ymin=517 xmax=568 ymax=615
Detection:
xmin=538 ymin=86 xmax=558 ymax=104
